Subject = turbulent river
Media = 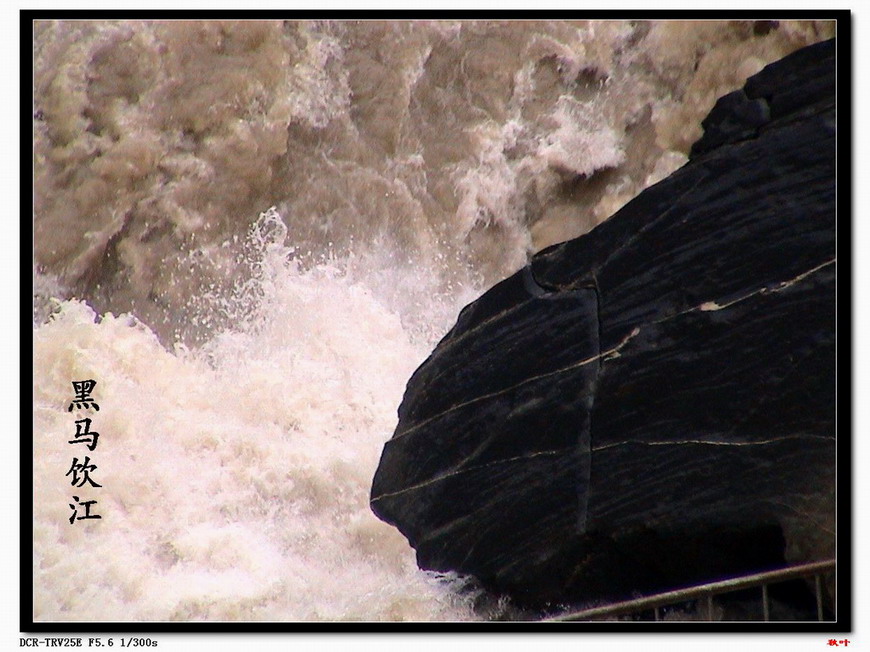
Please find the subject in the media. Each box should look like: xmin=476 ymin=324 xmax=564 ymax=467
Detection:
xmin=32 ymin=18 xmax=834 ymax=621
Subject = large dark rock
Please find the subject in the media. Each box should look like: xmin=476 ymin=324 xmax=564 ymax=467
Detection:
xmin=370 ymin=39 xmax=836 ymax=610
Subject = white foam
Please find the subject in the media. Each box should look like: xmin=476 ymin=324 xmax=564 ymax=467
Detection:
xmin=33 ymin=210 xmax=480 ymax=622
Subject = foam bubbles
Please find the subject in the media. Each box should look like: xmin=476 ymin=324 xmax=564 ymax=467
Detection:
xmin=32 ymin=19 xmax=837 ymax=622
xmin=33 ymin=19 xmax=835 ymax=345
xmin=33 ymin=210 xmax=480 ymax=622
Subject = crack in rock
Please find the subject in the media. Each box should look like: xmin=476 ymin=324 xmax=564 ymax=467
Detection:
xmin=391 ymin=326 xmax=639 ymax=442
xmin=591 ymin=433 xmax=834 ymax=453
xmin=371 ymin=447 xmax=569 ymax=502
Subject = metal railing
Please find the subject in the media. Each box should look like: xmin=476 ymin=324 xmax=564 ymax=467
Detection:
xmin=546 ymin=559 xmax=835 ymax=622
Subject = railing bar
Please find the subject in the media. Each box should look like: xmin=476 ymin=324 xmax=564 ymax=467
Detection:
xmin=762 ymin=583 xmax=770 ymax=621
xmin=815 ymin=574 xmax=824 ymax=621
xmin=545 ymin=559 xmax=835 ymax=622
xmin=706 ymin=593 xmax=714 ymax=621
xmin=654 ymin=607 xmax=660 ymax=621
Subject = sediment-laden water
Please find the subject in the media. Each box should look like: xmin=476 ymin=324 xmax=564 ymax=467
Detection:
xmin=32 ymin=18 xmax=834 ymax=621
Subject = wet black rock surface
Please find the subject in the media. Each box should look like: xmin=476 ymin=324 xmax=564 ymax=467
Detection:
xmin=371 ymin=39 xmax=836 ymax=610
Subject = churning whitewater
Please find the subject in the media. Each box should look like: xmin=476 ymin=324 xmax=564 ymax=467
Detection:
xmin=34 ymin=208 xmax=484 ymax=620
xmin=32 ymin=19 xmax=834 ymax=621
